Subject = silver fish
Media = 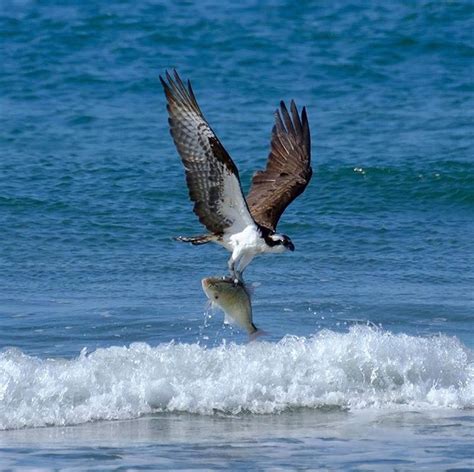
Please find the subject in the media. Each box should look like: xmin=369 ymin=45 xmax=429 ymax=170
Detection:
xmin=201 ymin=276 xmax=263 ymax=338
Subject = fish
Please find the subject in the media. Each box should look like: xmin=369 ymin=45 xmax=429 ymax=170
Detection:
xmin=201 ymin=276 xmax=264 ymax=339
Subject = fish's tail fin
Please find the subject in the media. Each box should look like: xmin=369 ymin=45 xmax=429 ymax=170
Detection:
xmin=174 ymin=234 xmax=215 ymax=245
xmin=249 ymin=326 xmax=267 ymax=342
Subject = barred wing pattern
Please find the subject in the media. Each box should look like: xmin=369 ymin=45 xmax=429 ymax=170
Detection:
xmin=246 ymin=101 xmax=312 ymax=231
xmin=160 ymin=71 xmax=255 ymax=235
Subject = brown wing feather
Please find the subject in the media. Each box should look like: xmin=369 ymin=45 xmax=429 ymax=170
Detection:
xmin=160 ymin=70 xmax=255 ymax=235
xmin=246 ymin=101 xmax=312 ymax=231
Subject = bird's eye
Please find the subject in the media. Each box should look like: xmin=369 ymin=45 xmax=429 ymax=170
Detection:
xmin=214 ymin=295 xmax=219 ymax=299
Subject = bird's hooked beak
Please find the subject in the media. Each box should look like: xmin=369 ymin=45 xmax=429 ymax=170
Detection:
xmin=287 ymin=241 xmax=295 ymax=252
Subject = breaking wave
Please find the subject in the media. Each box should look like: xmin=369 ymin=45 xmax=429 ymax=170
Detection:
xmin=1 ymin=326 xmax=472 ymax=430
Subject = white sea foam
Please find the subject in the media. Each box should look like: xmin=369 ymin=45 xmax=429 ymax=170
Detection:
xmin=0 ymin=326 xmax=472 ymax=430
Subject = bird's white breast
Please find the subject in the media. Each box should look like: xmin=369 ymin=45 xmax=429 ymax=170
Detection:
xmin=222 ymin=224 xmax=267 ymax=253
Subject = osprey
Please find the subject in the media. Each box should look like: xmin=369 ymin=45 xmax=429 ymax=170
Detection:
xmin=160 ymin=70 xmax=312 ymax=280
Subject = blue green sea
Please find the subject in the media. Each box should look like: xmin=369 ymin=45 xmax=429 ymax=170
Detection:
xmin=1 ymin=1 xmax=473 ymax=470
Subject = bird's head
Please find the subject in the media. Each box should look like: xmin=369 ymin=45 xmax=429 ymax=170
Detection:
xmin=268 ymin=233 xmax=295 ymax=252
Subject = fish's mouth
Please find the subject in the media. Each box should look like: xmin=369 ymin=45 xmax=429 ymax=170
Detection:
xmin=201 ymin=280 xmax=211 ymax=297
xmin=201 ymin=279 xmax=219 ymax=300
xmin=202 ymin=276 xmax=233 ymax=290
xmin=201 ymin=279 xmax=216 ymax=290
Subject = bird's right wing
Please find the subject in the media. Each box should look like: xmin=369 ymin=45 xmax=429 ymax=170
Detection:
xmin=160 ymin=70 xmax=256 ymax=235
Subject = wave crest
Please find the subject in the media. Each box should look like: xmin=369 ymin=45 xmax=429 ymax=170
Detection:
xmin=1 ymin=326 xmax=472 ymax=430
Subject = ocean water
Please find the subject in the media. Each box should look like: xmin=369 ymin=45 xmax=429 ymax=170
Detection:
xmin=1 ymin=0 xmax=473 ymax=470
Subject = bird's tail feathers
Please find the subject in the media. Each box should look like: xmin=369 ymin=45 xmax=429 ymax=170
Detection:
xmin=174 ymin=234 xmax=216 ymax=245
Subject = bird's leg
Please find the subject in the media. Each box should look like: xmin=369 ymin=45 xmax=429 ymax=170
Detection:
xmin=228 ymin=257 xmax=238 ymax=282
xmin=228 ymin=255 xmax=242 ymax=285
xmin=228 ymin=250 xmax=253 ymax=285
xmin=232 ymin=252 xmax=253 ymax=284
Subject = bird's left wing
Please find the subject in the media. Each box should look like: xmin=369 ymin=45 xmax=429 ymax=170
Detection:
xmin=246 ymin=101 xmax=312 ymax=232
xmin=160 ymin=70 xmax=255 ymax=235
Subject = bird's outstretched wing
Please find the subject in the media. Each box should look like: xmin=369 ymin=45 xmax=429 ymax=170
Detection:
xmin=161 ymin=70 xmax=255 ymax=235
xmin=246 ymin=101 xmax=312 ymax=231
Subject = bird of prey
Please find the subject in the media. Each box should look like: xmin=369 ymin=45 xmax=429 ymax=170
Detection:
xmin=160 ymin=70 xmax=312 ymax=281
